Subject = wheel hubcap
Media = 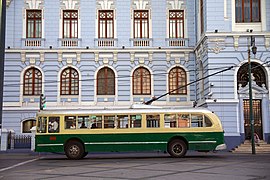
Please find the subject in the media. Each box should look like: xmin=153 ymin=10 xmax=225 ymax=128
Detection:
xmin=173 ymin=144 xmax=182 ymax=154
xmin=69 ymin=145 xmax=79 ymax=156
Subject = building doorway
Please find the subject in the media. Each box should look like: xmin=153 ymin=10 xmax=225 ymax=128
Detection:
xmin=243 ymin=99 xmax=263 ymax=140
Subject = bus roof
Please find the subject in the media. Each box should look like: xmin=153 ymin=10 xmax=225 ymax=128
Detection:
xmin=36 ymin=105 xmax=214 ymax=116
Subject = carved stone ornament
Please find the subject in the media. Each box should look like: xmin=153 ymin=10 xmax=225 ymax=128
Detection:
xmin=61 ymin=0 xmax=80 ymax=9
xmin=130 ymin=52 xmax=135 ymax=64
xmin=233 ymin=35 xmax=240 ymax=50
xmin=208 ymin=38 xmax=225 ymax=54
xmin=166 ymin=52 xmax=171 ymax=63
xmin=25 ymin=0 xmax=44 ymax=9
xmin=197 ymin=42 xmax=207 ymax=58
xmin=238 ymin=79 xmax=268 ymax=99
xmin=7 ymin=0 xmax=13 ymax=7
xmin=208 ymin=42 xmax=225 ymax=54
xmin=97 ymin=0 xmax=115 ymax=10
xmin=167 ymin=0 xmax=184 ymax=10
xmin=132 ymin=0 xmax=150 ymax=10
xmin=58 ymin=52 xmax=63 ymax=63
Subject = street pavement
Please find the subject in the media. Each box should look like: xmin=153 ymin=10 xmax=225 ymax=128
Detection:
xmin=0 ymin=150 xmax=270 ymax=180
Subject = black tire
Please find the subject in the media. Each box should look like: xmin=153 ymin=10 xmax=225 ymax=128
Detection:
xmin=64 ymin=141 xmax=85 ymax=160
xmin=168 ymin=139 xmax=187 ymax=158
xmin=82 ymin=152 xmax=88 ymax=158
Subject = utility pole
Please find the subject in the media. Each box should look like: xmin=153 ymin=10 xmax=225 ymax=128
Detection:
xmin=247 ymin=29 xmax=257 ymax=155
xmin=0 ymin=0 xmax=6 ymax=128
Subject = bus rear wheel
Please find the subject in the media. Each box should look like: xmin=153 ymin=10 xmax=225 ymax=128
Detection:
xmin=168 ymin=139 xmax=187 ymax=158
xmin=64 ymin=141 xmax=85 ymax=160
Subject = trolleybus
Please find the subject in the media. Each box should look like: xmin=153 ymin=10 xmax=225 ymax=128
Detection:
xmin=35 ymin=105 xmax=226 ymax=159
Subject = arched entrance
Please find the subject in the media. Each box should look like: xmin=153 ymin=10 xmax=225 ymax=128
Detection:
xmin=237 ymin=62 xmax=268 ymax=140
xmin=243 ymin=99 xmax=263 ymax=139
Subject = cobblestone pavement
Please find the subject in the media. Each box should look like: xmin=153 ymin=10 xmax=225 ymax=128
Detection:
xmin=0 ymin=151 xmax=270 ymax=180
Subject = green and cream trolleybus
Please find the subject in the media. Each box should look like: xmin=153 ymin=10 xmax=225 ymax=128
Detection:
xmin=35 ymin=105 xmax=226 ymax=159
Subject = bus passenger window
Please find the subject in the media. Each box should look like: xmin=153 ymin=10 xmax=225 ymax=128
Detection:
xmin=65 ymin=116 xmax=76 ymax=129
xmin=90 ymin=116 xmax=102 ymax=129
xmin=130 ymin=115 xmax=141 ymax=128
xmin=178 ymin=114 xmax=190 ymax=128
xmin=37 ymin=117 xmax=47 ymax=133
xmin=78 ymin=116 xmax=89 ymax=128
xmin=191 ymin=114 xmax=203 ymax=127
xmin=117 ymin=115 xmax=129 ymax=128
xmin=164 ymin=114 xmax=176 ymax=128
xmin=204 ymin=116 xmax=213 ymax=127
xmin=104 ymin=116 xmax=115 ymax=128
xmin=146 ymin=115 xmax=160 ymax=128
xmin=48 ymin=117 xmax=60 ymax=133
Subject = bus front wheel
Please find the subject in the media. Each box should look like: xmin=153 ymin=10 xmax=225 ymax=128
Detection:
xmin=168 ymin=139 xmax=187 ymax=158
xmin=64 ymin=141 xmax=85 ymax=160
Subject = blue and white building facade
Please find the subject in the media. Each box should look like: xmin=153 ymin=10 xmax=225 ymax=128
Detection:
xmin=2 ymin=0 xmax=270 ymax=150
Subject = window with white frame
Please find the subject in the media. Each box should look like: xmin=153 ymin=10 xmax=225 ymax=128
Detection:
xmin=98 ymin=10 xmax=114 ymax=38
xmin=26 ymin=10 xmax=42 ymax=38
xmin=97 ymin=67 xmax=115 ymax=95
xmin=134 ymin=10 xmax=149 ymax=39
xmin=22 ymin=119 xmax=36 ymax=133
xmin=23 ymin=67 xmax=42 ymax=96
xmin=133 ymin=67 xmax=151 ymax=95
xmin=63 ymin=10 xmax=78 ymax=38
xmin=168 ymin=67 xmax=187 ymax=95
xmin=169 ymin=10 xmax=184 ymax=38
xmin=60 ymin=67 xmax=79 ymax=95
xmin=235 ymin=0 xmax=261 ymax=23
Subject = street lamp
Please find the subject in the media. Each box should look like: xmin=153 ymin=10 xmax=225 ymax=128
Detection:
xmin=247 ymin=29 xmax=257 ymax=154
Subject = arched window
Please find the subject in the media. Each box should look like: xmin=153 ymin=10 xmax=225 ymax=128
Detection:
xmin=237 ymin=62 xmax=267 ymax=89
xmin=133 ymin=67 xmax=151 ymax=95
xmin=60 ymin=67 xmax=79 ymax=95
xmin=23 ymin=67 xmax=42 ymax=95
xmin=22 ymin=119 xmax=36 ymax=133
xmin=97 ymin=67 xmax=115 ymax=95
xmin=169 ymin=67 xmax=187 ymax=95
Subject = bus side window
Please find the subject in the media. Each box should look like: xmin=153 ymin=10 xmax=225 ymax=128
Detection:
xmin=146 ymin=114 xmax=160 ymax=128
xmin=49 ymin=117 xmax=60 ymax=133
xmin=37 ymin=116 xmax=47 ymax=133
xmin=117 ymin=115 xmax=129 ymax=128
xmin=90 ymin=115 xmax=102 ymax=129
xmin=65 ymin=116 xmax=76 ymax=129
xmin=104 ymin=116 xmax=115 ymax=128
xmin=191 ymin=114 xmax=203 ymax=127
xmin=204 ymin=115 xmax=213 ymax=127
xmin=78 ymin=116 xmax=89 ymax=128
xmin=130 ymin=115 xmax=141 ymax=128
xmin=164 ymin=114 xmax=176 ymax=128
xmin=178 ymin=114 xmax=190 ymax=128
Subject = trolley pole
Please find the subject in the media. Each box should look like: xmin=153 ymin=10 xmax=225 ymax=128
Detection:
xmin=0 ymin=0 xmax=6 ymax=128
xmin=247 ymin=30 xmax=256 ymax=155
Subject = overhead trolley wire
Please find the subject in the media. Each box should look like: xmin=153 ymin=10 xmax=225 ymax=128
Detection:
xmin=144 ymin=66 xmax=234 ymax=105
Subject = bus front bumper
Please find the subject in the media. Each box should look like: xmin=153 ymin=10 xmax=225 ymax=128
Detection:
xmin=215 ymin=144 xmax=227 ymax=151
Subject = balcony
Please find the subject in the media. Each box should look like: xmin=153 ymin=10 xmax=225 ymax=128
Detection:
xmin=22 ymin=38 xmax=45 ymax=47
xmin=166 ymin=38 xmax=189 ymax=47
xmin=95 ymin=38 xmax=117 ymax=47
xmin=130 ymin=38 xmax=152 ymax=47
xmin=58 ymin=38 xmax=81 ymax=47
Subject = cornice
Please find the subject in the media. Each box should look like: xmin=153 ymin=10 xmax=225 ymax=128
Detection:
xmin=5 ymin=48 xmax=194 ymax=54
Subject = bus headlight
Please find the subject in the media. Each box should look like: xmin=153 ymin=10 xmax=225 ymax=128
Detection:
xmin=215 ymin=144 xmax=227 ymax=150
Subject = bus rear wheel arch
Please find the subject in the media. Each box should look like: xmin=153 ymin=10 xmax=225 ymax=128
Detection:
xmin=167 ymin=139 xmax=187 ymax=158
xmin=64 ymin=140 xmax=85 ymax=160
